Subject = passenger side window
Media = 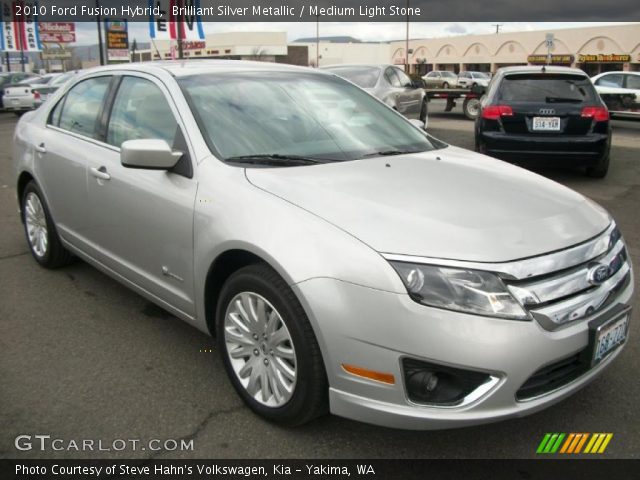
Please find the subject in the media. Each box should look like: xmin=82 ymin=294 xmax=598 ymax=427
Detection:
xmin=106 ymin=76 xmax=178 ymax=148
xmin=56 ymin=76 xmax=111 ymax=139
xmin=595 ymin=74 xmax=623 ymax=88
xmin=384 ymin=68 xmax=402 ymax=88
xmin=625 ymin=75 xmax=640 ymax=90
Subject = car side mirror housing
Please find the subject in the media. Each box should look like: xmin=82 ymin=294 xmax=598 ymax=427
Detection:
xmin=120 ymin=139 xmax=183 ymax=170
xmin=411 ymin=80 xmax=424 ymax=89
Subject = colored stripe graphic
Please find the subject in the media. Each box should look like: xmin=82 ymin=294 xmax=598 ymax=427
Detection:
xmin=536 ymin=433 xmax=565 ymax=454
xmin=538 ymin=433 xmax=614 ymax=454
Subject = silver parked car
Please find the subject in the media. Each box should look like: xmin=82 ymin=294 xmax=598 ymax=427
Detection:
xmin=457 ymin=71 xmax=491 ymax=88
xmin=13 ymin=61 xmax=633 ymax=429
xmin=592 ymin=71 xmax=640 ymax=119
xmin=422 ymin=70 xmax=458 ymax=89
xmin=321 ymin=64 xmax=428 ymax=126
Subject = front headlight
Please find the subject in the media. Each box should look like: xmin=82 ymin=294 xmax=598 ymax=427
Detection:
xmin=389 ymin=262 xmax=529 ymax=320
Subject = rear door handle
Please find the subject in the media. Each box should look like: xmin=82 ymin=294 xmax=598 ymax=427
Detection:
xmin=35 ymin=143 xmax=46 ymax=154
xmin=90 ymin=166 xmax=111 ymax=181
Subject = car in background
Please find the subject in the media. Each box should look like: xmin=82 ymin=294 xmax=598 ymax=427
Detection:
xmin=321 ymin=64 xmax=428 ymax=126
xmin=36 ymin=71 xmax=79 ymax=103
xmin=0 ymin=72 xmax=39 ymax=111
xmin=457 ymin=71 xmax=491 ymax=88
xmin=422 ymin=70 xmax=459 ymax=89
xmin=2 ymin=73 xmax=61 ymax=115
xmin=475 ymin=66 xmax=611 ymax=177
xmin=591 ymin=71 xmax=640 ymax=119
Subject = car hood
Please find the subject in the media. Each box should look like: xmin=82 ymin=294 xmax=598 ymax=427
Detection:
xmin=245 ymin=146 xmax=610 ymax=262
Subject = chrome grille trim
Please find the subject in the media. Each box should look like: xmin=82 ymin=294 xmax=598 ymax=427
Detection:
xmin=382 ymin=223 xmax=615 ymax=280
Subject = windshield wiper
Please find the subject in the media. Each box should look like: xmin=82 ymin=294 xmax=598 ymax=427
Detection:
xmin=225 ymin=154 xmax=333 ymax=165
xmin=362 ymin=149 xmax=419 ymax=158
xmin=545 ymin=96 xmax=582 ymax=103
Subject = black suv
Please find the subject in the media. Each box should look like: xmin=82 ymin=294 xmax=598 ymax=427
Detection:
xmin=475 ymin=66 xmax=611 ymax=178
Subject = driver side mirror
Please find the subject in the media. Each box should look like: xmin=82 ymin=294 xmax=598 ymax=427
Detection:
xmin=120 ymin=139 xmax=183 ymax=170
xmin=470 ymin=84 xmax=486 ymax=95
xmin=411 ymin=79 xmax=424 ymax=89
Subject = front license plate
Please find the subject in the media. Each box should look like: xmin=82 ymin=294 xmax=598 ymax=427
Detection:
xmin=532 ymin=116 xmax=561 ymax=131
xmin=593 ymin=314 xmax=629 ymax=364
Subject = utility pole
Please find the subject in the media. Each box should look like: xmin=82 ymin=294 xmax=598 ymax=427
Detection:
xmin=96 ymin=0 xmax=105 ymax=65
xmin=405 ymin=0 xmax=410 ymax=73
xmin=492 ymin=24 xmax=503 ymax=34
xmin=5 ymin=52 xmax=11 ymax=72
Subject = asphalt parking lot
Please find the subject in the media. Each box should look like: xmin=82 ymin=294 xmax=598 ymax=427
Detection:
xmin=1 ymin=106 xmax=639 ymax=459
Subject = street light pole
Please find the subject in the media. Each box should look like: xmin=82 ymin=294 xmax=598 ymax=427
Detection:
xmin=316 ymin=15 xmax=319 ymax=67
xmin=96 ymin=0 xmax=105 ymax=65
xmin=405 ymin=0 xmax=410 ymax=73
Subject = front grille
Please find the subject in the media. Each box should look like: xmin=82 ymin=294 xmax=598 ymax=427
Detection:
xmin=516 ymin=350 xmax=590 ymax=400
xmin=505 ymin=224 xmax=631 ymax=330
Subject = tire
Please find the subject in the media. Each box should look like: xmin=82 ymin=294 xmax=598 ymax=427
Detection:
xmin=216 ymin=263 xmax=328 ymax=426
xmin=586 ymin=153 xmax=610 ymax=178
xmin=419 ymin=98 xmax=428 ymax=124
xmin=442 ymin=81 xmax=449 ymax=89
xmin=21 ymin=180 xmax=73 ymax=268
xmin=14 ymin=111 xmax=25 ymax=117
xmin=464 ymin=98 xmax=481 ymax=120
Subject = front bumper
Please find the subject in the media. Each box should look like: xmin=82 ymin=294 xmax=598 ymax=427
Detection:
xmin=292 ymin=274 xmax=633 ymax=430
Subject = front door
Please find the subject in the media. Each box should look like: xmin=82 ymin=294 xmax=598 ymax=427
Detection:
xmin=83 ymin=74 xmax=198 ymax=317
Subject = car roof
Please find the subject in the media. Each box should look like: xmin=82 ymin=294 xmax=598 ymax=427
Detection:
xmin=320 ymin=64 xmax=389 ymax=70
xmin=81 ymin=60 xmax=324 ymax=78
xmin=497 ymin=65 xmax=588 ymax=77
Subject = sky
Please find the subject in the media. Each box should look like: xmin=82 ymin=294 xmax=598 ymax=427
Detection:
xmin=72 ymin=21 xmax=634 ymax=46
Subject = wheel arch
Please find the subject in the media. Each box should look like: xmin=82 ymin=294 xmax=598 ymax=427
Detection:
xmin=16 ymin=171 xmax=35 ymax=219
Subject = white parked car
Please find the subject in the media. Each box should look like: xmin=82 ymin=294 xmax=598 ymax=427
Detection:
xmin=592 ymin=71 xmax=640 ymax=119
xmin=457 ymin=71 xmax=491 ymax=88
xmin=2 ymin=73 xmax=61 ymax=115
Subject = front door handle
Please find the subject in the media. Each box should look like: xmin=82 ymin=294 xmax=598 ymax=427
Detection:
xmin=35 ymin=143 xmax=46 ymax=154
xmin=90 ymin=166 xmax=111 ymax=181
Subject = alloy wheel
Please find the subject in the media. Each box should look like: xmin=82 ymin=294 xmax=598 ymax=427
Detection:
xmin=224 ymin=292 xmax=297 ymax=407
xmin=24 ymin=192 xmax=48 ymax=258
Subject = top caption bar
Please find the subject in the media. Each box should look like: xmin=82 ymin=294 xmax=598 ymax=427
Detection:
xmin=4 ymin=0 xmax=640 ymax=22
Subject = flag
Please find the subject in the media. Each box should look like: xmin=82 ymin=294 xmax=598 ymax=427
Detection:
xmin=148 ymin=0 xmax=204 ymax=41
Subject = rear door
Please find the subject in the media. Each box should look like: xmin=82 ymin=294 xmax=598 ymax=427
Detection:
xmin=38 ymin=75 xmax=113 ymax=246
xmin=496 ymin=73 xmax=598 ymax=136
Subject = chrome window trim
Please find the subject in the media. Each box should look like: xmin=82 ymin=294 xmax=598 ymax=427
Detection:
xmin=381 ymin=222 xmax=615 ymax=280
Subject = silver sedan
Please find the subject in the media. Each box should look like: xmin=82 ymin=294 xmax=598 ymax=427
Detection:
xmin=13 ymin=61 xmax=633 ymax=429
xmin=321 ymin=64 xmax=428 ymax=126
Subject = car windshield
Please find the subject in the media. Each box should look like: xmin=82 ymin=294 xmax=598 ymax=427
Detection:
xmin=179 ymin=71 xmax=445 ymax=164
xmin=323 ymin=66 xmax=380 ymax=88
xmin=498 ymin=74 xmax=598 ymax=103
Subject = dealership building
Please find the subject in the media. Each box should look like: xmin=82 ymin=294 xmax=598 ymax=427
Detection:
xmin=294 ymin=23 xmax=639 ymax=75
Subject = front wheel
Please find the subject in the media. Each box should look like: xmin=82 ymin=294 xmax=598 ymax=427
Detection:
xmin=216 ymin=264 xmax=328 ymax=426
xmin=463 ymin=98 xmax=481 ymax=120
xmin=442 ymin=81 xmax=449 ymax=89
xmin=21 ymin=181 xmax=73 ymax=268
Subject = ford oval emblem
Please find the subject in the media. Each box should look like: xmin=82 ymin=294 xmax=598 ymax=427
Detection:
xmin=539 ymin=108 xmax=556 ymax=115
xmin=588 ymin=264 xmax=610 ymax=286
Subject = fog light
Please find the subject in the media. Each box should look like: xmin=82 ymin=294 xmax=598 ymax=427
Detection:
xmin=403 ymin=358 xmax=491 ymax=406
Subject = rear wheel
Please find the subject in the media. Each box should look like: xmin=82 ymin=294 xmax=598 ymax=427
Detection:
xmin=21 ymin=181 xmax=73 ymax=268
xmin=586 ymin=153 xmax=610 ymax=178
xmin=463 ymin=98 xmax=481 ymax=120
xmin=216 ymin=263 xmax=328 ymax=426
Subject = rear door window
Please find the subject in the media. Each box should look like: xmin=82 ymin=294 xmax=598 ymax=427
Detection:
xmin=56 ymin=76 xmax=111 ymax=138
xmin=595 ymin=74 xmax=623 ymax=88
xmin=625 ymin=75 xmax=640 ymax=90
xmin=498 ymin=74 xmax=597 ymax=103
